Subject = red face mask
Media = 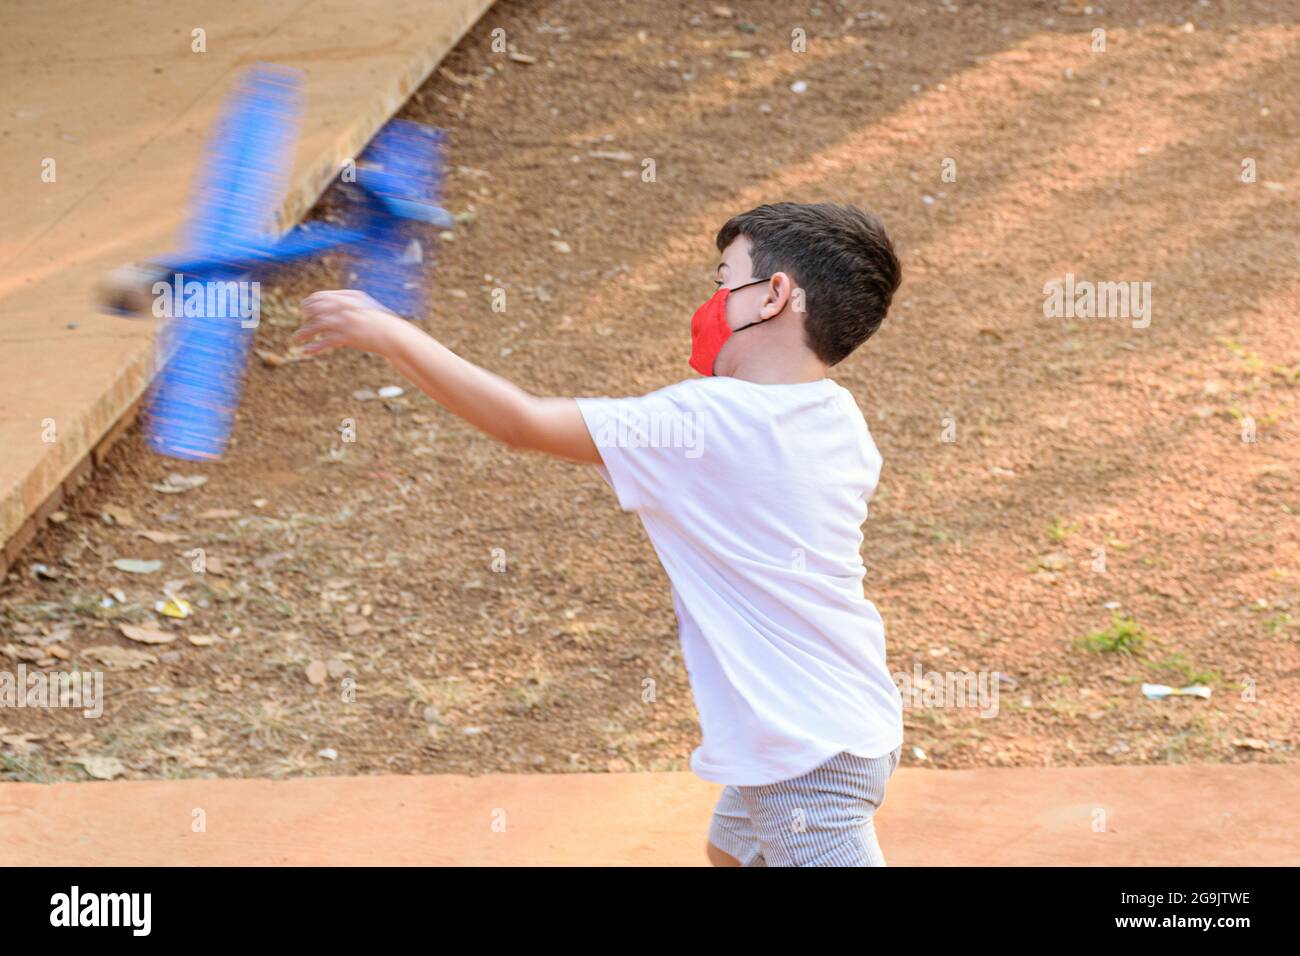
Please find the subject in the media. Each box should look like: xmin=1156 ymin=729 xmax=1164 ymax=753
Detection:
xmin=689 ymin=276 xmax=774 ymax=376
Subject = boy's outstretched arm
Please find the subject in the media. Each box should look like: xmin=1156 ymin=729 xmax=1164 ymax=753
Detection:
xmin=294 ymin=290 xmax=600 ymax=464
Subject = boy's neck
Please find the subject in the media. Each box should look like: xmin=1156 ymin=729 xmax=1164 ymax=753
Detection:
xmin=727 ymin=353 xmax=829 ymax=385
xmin=728 ymin=343 xmax=826 ymax=382
xmin=720 ymin=311 xmax=830 ymax=384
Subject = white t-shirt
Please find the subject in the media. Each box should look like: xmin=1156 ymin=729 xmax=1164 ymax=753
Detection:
xmin=576 ymin=376 xmax=904 ymax=786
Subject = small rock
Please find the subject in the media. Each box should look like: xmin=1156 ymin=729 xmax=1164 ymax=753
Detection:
xmin=1039 ymin=551 xmax=1071 ymax=571
xmin=113 ymin=558 xmax=162 ymax=574
xmin=67 ymin=755 xmax=127 ymax=780
xmin=151 ymin=474 xmax=208 ymax=494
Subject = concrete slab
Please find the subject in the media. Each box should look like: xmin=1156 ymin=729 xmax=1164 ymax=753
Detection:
xmin=0 ymin=0 xmax=494 ymax=566
xmin=1 ymin=763 xmax=1295 ymax=866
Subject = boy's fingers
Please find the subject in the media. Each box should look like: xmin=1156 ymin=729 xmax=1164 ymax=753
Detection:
xmin=301 ymin=294 xmax=341 ymax=313
xmin=304 ymin=297 xmax=361 ymax=321
xmin=291 ymin=317 xmax=331 ymax=342
xmin=302 ymin=289 xmax=367 ymax=306
xmin=300 ymin=304 xmax=349 ymax=326
xmin=300 ymin=332 xmax=340 ymax=355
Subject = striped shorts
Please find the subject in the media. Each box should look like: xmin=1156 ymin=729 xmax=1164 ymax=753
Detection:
xmin=708 ymin=746 xmax=902 ymax=867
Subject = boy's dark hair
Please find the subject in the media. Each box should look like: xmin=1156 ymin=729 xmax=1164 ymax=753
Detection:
xmin=715 ymin=202 xmax=901 ymax=365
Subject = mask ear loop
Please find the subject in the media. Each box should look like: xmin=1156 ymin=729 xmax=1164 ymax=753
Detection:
xmin=727 ymin=276 xmax=776 ymax=335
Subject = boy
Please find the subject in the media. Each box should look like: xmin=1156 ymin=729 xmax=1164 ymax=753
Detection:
xmin=295 ymin=201 xmax=905 ymax=867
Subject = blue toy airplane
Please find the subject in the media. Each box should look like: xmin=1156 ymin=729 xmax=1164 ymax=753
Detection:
xmin=100 ymin=65 xmax=451 ymax=461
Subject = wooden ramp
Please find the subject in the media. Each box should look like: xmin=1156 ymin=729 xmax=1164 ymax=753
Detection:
xmin=2 ymin=764 xmax=1296 ymax=866
xmin=0 ymin=0 xmax=494 ymax=569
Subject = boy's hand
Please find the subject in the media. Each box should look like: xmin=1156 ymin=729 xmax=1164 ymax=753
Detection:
xmin=294 ymin=290 xmax=406 ymax=356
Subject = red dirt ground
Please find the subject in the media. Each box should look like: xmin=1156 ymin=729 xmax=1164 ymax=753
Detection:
xmin=2 ymin=0 xmax=1297 ymax=782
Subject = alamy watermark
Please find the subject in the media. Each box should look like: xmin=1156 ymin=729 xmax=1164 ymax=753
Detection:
xmin=1043 ymin=273 xmax=1151 ymax=329
xmin=894 ymin=664 xmax=1000 ymax=718
xmin=151 ymin=272 xmax=261 ymax=328
xmin=0 ymin=665 xmax=103 ymax=718
xmin=586 ymin=406 xmax=706 ymax=459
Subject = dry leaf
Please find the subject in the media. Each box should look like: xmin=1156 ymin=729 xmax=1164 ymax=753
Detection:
xmin=305 ymin=660 xmax=328 ymax=686
xmin=118 ymin=624 xmax=177 ymax=645
xmin=102 ymin=505 xmax=136 ymax=527
xmin=83 ymin=646 xmax=157 ymax=670
xmin=2 ymin=732 xmax=42 ymax=754
xmin=136 ymin=530 xmax=184 ymax=544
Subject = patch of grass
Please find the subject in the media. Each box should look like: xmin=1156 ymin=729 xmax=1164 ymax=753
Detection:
xmin=1077 ymin=615 xmax=1149 ymax=656
xmin=1262 ymin=613 xmax=1296 ymax=635
xmin=1218 ymin=336 xmax=1265 ymax=372
xmin=1047 ymin=517 xmax=1081 ymax=543
xmin=231 ymin=698 xmax=309 ymax=750
xmin=1228 ymin=406 xmax=1280 ymax=427
xmin=1149 ymin=651 xmax=1220 ymax=686
xmin=0 ymin=751 xmax=56 ymax=783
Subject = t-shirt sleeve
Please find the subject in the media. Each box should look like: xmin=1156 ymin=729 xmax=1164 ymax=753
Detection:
xmin=575 ymin=383 xmax=706 ymax=514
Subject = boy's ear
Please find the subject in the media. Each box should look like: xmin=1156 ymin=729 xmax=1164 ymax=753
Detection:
xmin=761 ymin=271 xmax=796 ymax=320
